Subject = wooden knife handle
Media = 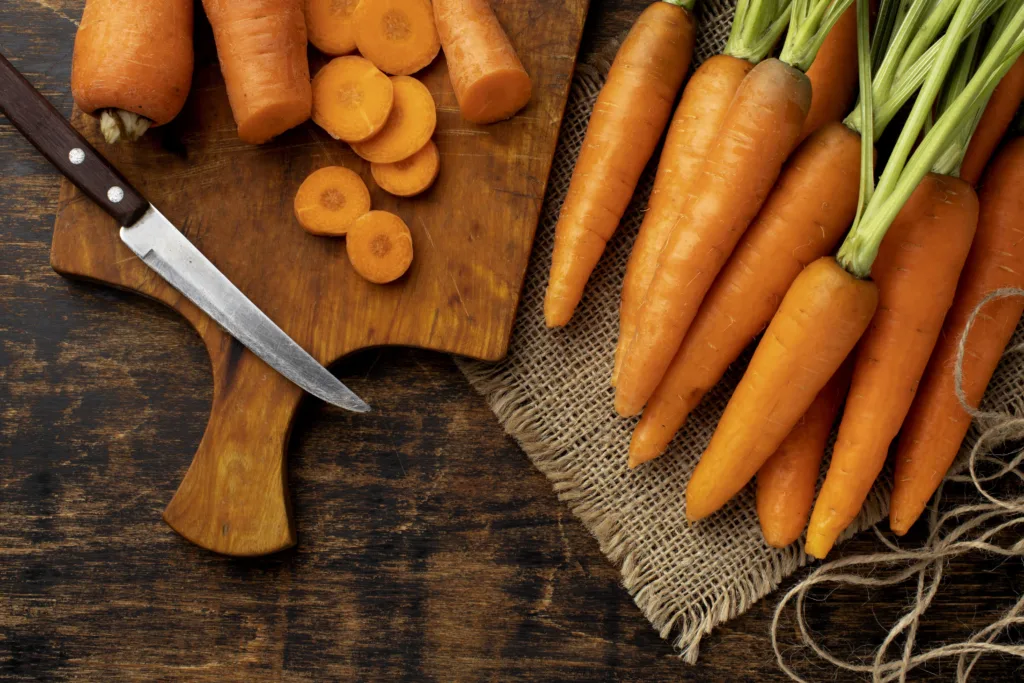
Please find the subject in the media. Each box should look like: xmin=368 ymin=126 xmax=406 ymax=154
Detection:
xmin=0 ymin=51 xmax=149 ymax=227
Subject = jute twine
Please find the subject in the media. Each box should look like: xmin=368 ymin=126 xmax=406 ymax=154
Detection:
xmin=458 ymin=1 xmax=1024 ymax=674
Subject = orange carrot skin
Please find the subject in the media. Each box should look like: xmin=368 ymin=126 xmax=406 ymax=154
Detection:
xmin=72 ymin=0 xmax=194 ymax=126
xmin=544 ymin=1 xmax=695 ymax=328
xmin=433 ymin=0 xmax=533 ymax=124
xmin=614 ymin=54 xmax=753 ymax=386
xmin=685 ymin=257 xmax=878 ymax=522
xmin=628 ymin=122 xmax=862 ymax=465
xmin=756 ymin=360 xmax=852 ymax=548
xmin=959 ymin=57 xmax=1024 ymax=186
xmin=615 ymin=58 xmax=812 ymax=417
xmin=203 ymin=0 xmax=312 ymax=144
xmin=805 ymin=174 xmax=979 ymax=559
xmin=890 ymin=139 xmax=1024 ymax=536
xmin=798 ymin=5 xmax=857 ymax=144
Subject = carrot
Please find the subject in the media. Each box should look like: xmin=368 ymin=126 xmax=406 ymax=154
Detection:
xmin=354 ymin=0 xmax=440 ymax=76
xmin=371 ymin=140 xmax=440 ymax=197
xmin=628 ymin=122 xmax=862 ymax=466
xmin=685 ymin=257 xmax=878 ymax=521
xmin=350 ymin=76 xmax=437 ymax=163
xmin=432 ymin=0 xmax=533 ymax=124
xmin=202 ymin=0 xmax=312 ymax=145
xmin=613 ymin=57 xmax=812 ymax=417
xmin=305 ymin=0 xmax=360 ymax=56
xmin=542 ymin=0 xmax=696 ymax=328
xmin=612 ymin=54 xmax=753 ymax=386
xmin=890 ymin=138 xmax=1024 ymax=536
xmin=346 ymin=211 xmax=415 ymax=283
xmin=312 ymin=56 xmax=395 ymax=143
xmin=798 ymin=5 xmax=858 ymax=143
xmin=804 ymin=174 xmax=978 ymax=558
xmin=959 ymin=56 xmax=1024 ymax=186
xmin=71 ymin=0 xmax=194 ymax=143
xmin=294 ymin=166 xmax=371 ymax=236
xmin=686 ymin=0 xmax=1024 ymax=530
xmin=756 ymin=360 xmax=853 ymax=549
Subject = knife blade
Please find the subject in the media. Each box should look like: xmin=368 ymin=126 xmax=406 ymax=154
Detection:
xmin=0 ymin=52 xmax=370 ymax=414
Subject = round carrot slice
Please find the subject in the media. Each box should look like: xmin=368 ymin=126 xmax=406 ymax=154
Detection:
xmin=294 ymin=166 xmax=371 ymax=236
xmin=371 ymin=140 xmax=440 ymax=196
xmin=350 ymin=76 xmax=436 ymax=163
xmin=305 ymin=0 xmax=360 ymax=56
xmin=354 ymin=0 xmax=440 ymax=76
xmin=346 ymin=211 xmax=414 ymax=283
xmin=312 ymin=56 xmax=395 ymax=143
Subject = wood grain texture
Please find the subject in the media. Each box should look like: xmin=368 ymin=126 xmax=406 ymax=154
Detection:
xmin=45 ymin=0 xmax=588 ymax=555
xmin=3 ymin=1 xmax=1024 ymax=680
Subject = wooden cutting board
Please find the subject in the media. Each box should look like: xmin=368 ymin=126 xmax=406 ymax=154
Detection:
xmin=49 ymin=0 xmax=589 ymax=557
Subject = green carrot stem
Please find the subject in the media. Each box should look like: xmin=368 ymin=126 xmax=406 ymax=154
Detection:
xmin=778 ymin=0 xmax=856 ymax=71
xmin=662 ymin=0 xmax=698 ymax=11
xmin=725 ymin=0 xmax=795 ymax=63
xmin=838 ymin=0 xmax=1024 ymax=278
xmin=851 ymin=0 xmax=876 ymax=230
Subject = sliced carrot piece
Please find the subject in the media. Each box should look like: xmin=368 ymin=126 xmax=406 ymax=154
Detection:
xmin=346 ymin=211 xmax=414 ymax=283
xmin=354 ymin=0 xmax=440 ymax=76
xmin=305 ymin=0 xmax=360 ymax=56
xmin=350 ymin=76 xmax=436 ymax=163
xmin=371 ymin=140 xmax=440 ymax=196
xmin=294 ymin=166 xmax=371 ymax=236
xmin=312 ymin=56 xmax=394 ymax=143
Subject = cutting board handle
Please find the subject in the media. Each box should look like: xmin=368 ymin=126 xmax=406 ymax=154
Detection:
xmin=163 ymin=335 xmax=303 ymax=556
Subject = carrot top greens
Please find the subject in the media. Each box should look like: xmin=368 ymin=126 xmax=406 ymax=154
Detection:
xmin=838 ymin=0 xmax=1024 ymax=278
xmin=778 ymin=0 xmax=857 ymax=71
xmin=724 ymin=0 xmax=794 ymax=62
xmin=662 ymin=0 xmax=698 ymax=11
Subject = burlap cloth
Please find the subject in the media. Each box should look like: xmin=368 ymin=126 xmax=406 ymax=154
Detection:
xmin=456 ymin=1 xmax=892 ymax=661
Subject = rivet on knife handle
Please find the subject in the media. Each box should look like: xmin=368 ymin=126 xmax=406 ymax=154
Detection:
xmin=0 ymin=51 xmax=148 ymax=227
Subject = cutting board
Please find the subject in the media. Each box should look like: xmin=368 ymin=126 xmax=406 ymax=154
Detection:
xmin=50 ymin=0 xmax=589 ymax=557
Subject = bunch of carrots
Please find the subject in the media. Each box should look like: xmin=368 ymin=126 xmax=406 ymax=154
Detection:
xmin=545 ymin=0 xmax=1024 ymax=557
xmin=70 ymin=0 xmax=533 ymax=284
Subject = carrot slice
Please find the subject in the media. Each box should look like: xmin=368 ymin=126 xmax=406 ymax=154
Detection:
xmin=305 ymin=0 xmax=360 ymax=56
xmin=346 ymin=211 xmax=415 ymax=283
xmin=350 ymin=76 xmax=437 ymax=163
xmin=371 ymin=140 xmax=440 ymax=196
xmin=354 ymin=0 xmax=440 ymax=76
xmin=312 ymin=56 xmax=395 ymax=143
xmin=294 ymin=166 xmax=371 ymax=236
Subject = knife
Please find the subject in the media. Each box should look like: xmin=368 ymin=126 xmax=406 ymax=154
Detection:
xmin=0 ymin=52 xmax=369 ymax=414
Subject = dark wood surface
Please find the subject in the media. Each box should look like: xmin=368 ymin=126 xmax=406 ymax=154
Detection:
xmin=3 ymin=1 xmax=1023 ymax=680
xmin=47 ymin=0 xmax=587 ymax=556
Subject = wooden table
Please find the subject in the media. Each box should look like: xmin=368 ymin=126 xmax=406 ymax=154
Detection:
xmin=2 ymin=2 xmax=1021 ymax=680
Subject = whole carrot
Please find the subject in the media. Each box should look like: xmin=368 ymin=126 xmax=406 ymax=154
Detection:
xmin=804 ymin=173 xmax=978 ymax=558
xmin=756 ymin=360 xmax=852 ymax=548
xmin=614 ymin=0 xmax=858 ymax=416
xmin=959 ymin=56 xmax=1024 ymax=185
xmin=890 ymin=138 xmax=1024 ymax=536
xmin=614 ymin=57 xmax=812 ymax=416
xmin=203 ymin=0 xmax=312 ymax=144
xmin=71 ymin=0 xmax=194 ymax=143
xmin=544 ymin=0 xmax=695 ymax=328
xmin=628 ymin=121 xmax=862 ymax=466
xmin=686 ymin=257 xmax=877 ymax=521
xmin=613 ymin=54 xmax=752 ymax=386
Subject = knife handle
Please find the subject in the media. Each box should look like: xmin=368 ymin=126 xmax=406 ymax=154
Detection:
xmin=0 ymin=51 xmax=149 ymax=227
